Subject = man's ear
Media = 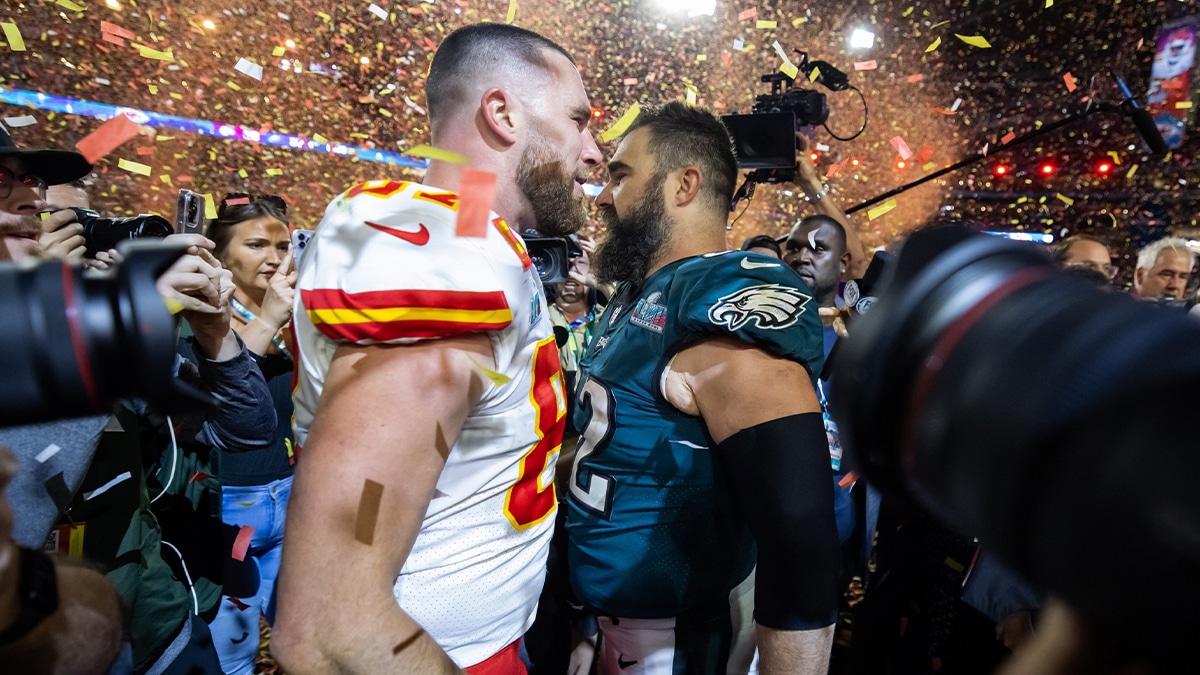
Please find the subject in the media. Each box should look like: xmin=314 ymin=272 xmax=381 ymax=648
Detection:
xmin=671 ymin=166 xmax=704 ymax=208
xmin=479 ymin=87 xmax=520 ymax=147
xmin=1134 ymin=267 xmax=1145 ymax=288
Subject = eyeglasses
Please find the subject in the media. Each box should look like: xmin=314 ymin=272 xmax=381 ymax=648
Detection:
xmin=218 ymin=193 xmax=288 ymax=219
xmin=0 ymin=164 xmax=47 ymax=201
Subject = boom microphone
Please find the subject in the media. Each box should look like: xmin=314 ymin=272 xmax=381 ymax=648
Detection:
xmin=1116 ymin=76 xmax=1168 ymax=155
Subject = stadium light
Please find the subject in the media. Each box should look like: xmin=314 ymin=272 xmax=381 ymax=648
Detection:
xmin=656 ymin=0 xmax=717 ymax=16
xmin=850 ymin=29 xmax=876 ymax=50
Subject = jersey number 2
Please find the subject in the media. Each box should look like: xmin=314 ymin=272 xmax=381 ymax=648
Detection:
xmin=569 ymin=377 xmax=616 ymax=518
xmin=504 ymin=337 xmax=565 ymax=530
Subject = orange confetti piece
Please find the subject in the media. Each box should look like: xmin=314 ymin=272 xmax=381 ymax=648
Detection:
xmin=76 ymin=115 xmax=142 ymax=163
xmin=907 ymin=74 xmax=924 ymax=83
xmin=1001 ymin=131 xmax=1016 ymax=145
xmin=455 ymin=168 xmax=497 ymax=238
xmin=854 ymin=60 xmax=878 ymax=71
xmin=738 ymin=7 xmax=758 ymax=20
xmin=1064 ymin=72 xmax=1077 ymax=92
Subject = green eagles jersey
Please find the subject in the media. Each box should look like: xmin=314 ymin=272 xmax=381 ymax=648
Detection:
xmin=566 ymin=251 xmax=825 ymax=617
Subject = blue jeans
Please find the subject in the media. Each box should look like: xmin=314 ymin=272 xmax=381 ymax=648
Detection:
xmin=207 ymin=476 xmax=292 ymax=675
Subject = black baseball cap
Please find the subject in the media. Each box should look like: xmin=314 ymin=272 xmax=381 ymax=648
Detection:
xmin=0 ymin=124 xmax=92 ymax=185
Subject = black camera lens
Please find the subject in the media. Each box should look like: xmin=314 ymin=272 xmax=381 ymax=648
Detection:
xmin=70 ymin=207 xmax=174 ymax=256
xmin=831 ymin=226 xmax=1200 ymax=660
xmin=523 ymin=235 xmax=571 ymax=286
xmin=0 ymin=243 xmax=210 ymax=426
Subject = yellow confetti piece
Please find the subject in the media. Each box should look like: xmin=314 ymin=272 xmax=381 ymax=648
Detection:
xmin=316 ymin=11 xmax=331 ymax=22
xmin=147 ymin=84 xmax=158 ymax=95
xmin=506 ymin=0 xmax=517 ymax=24
xmin=926 ymin=37 xmax=941 ymax=52
xmin=1126 ymin=164 xmax=1138 ymax=179
xmin=757 ymin=20 xmax=778 ymax=29
xmin=779 ymin=61 xmax=799 ymax=80
xmin=406 ymin=144 xmax=470 ymax=164
xmin=931 ymin=20 xmax=950 ymax=28
xmin=791 ymin=18 xmax=806 ymax=27
xmin=238 ymin=169 xmax=249 ymax=178
xmin=158 ymin=175 xmax=172 ymax=184
xmin=599 ymin=102 xmax=642 ymax=143
xmin=868 ymin=199 xmax=898 ymax=220
xmin=1055 ymin=193 xmax=1074 ymax=206
xmin=2 ymin=23 xmax=26 ymax=52
xmin=169 ymin=92 xmax=183 ymax=100
xmin=1107 ymin=151 xmax=1121 ymax=165
xmin=903 ymin=6 xmax=915 ymax=16
xmin=1175 ymin=101 xmax=1193 ymax=109
xmin=162 ymin=296 xmax=185 ymax=315
xmin=266 ymin=168 xmax=283 ymax=176
xmin=204 ymin=193 xmax=217 ymax=219
xmin=809 ymin=66 xmax=821 ymax=83
xmin=956 ymin=34 xmax=992 ymax=49
xmin=56 ymin=0 xmax=87 ymax=11
xmin=117 ymin=158 xmax=151 ymax=176
xmin=1045 ymin=0 xmax=1053 ymax=6
xmin=313 ymin=133 xmax=329 ymax=144
xmin=472 ymin=358 xmax=511 ymax=386
xmin=137 ymin=45 xmax=175 ymax=61
xmin=154 ymin=135 xmax=175 ymax=141
xmin=923 ymin=162 xmax=936 ymax=172
xmin=272 ymin=46 xmax=286 ymax=57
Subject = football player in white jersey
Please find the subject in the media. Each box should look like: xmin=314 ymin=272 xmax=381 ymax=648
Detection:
xmin=272 ymin=23 xmax=601 ymax=675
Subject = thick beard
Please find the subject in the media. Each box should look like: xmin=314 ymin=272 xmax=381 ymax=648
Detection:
xmin=516 ymin=137 xmax=588 ymax=237
xmin=592 ymin=176 xmax=670 ymax=284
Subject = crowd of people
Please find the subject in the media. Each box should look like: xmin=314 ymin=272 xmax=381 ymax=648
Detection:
xmin=1 ymin=17 xmax=1198 ymax=675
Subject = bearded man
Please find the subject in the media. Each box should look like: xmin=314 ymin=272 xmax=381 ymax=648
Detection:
xmin=567 ymin=101 xmax=840 ymax=675
xmin=274 ymin=23 xmax=601 ymax=674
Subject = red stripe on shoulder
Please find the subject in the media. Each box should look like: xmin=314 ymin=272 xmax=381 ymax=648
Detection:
xmin=313 ymin=318 xmax=510 ymax=343
xmin=301 ymin=288 xmax=510 ymax=312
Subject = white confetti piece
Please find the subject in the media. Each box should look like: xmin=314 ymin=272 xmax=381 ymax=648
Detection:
xmin=3 ymin=115 xmax=37 ymax=127
xmin=368 ymin=4 xmax=388 ymax=20
xmin=35 ymin=444 xmax=61 ymax=463
xmin=403 ymin=96 xmax=426 ymax=115
xmin=234 ymin=58 xmax=264 ymax=81
xmin=816 ymin=143 xmax=830 ymax=152
xmin=84 ymin=471 xmax=131 ymax=500
xmin=951 ymin=98 xmax=963 ymax=112
xmin=733 ymin=38 xmax=744 ymax=51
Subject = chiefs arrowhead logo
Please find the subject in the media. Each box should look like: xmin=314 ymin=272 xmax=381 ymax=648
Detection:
xmin=366 ymin=220 xmax=430 ymax=246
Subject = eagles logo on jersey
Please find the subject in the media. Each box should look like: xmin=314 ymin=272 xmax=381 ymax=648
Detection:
xmin=708 ymin=283 xmax=811 ymax=331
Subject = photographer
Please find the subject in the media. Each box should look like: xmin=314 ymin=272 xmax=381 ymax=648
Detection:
xmin=0 ymin=130 xmax=277 ymax=673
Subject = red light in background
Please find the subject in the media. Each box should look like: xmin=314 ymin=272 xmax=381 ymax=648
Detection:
xmin=810 ymin=152 xmax=819 ymax=162
xmin=993 ymin=165 xmax=1009 ymax=177
xmin=850 ymin=158 xmax=861 ymax=166
xmin=591 ymin=108 xmax=604 ymax=119
xmin=1040 ymin=163 xmax=1056 ymax=176
xmin=896 ymin=160 xmax=907 ymax=169
xmin=1097 ymin=161 xmax=1112 ymax=175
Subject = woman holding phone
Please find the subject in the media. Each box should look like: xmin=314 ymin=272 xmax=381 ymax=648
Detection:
xmin=201 ymin=195 xmax=296 ymax=675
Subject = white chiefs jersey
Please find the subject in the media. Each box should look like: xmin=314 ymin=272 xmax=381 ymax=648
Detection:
xmin=292 ymin=180 xmax=565 ymax=668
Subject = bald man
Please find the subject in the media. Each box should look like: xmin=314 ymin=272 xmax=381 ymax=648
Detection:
xmin=273 ymin=23 xmax=601 ymax=674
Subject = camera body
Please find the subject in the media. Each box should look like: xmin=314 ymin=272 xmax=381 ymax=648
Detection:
xmin=721 ymin=65 xmax=832 ymax=183
xmin=71 ymin=207 xmax=173 ymax=257
xmin=523 ymin=234 xmax=582 ymax=287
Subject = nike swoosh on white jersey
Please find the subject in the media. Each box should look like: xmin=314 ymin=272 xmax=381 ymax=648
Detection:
xmin=740 ymin=258 xmax=780 ymax=270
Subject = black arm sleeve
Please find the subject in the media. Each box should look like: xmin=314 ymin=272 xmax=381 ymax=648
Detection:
xmin=714 ymin=412 xmax=840 ymax=630
xmin=173 ymin=337 xmax=277 ymax=453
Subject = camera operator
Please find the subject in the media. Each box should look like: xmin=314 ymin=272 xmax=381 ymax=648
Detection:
xmin=1132 ymin=236 xmax=1193 ymax=302
xmin=793 ymin=133 xmax=868 ymax=280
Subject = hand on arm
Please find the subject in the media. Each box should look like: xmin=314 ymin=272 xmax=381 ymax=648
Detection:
xmin=795 ymin=133 xmax=867 ymax=280
xmin=158 ymin=249 xmax=241 ymax=361
xmin=271 ymin=335 xmax=495 ymax=674
xmin=664 ymin=339 xmax=837 ymax=675
xmin=235 ymin=249 xmax=296 ymax=356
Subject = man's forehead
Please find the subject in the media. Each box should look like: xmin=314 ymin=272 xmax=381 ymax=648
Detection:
xmin=1155 ymin=248 xmax=1193 ymax=268
xmin=609 ymin=128 xmax=651 ymax=167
